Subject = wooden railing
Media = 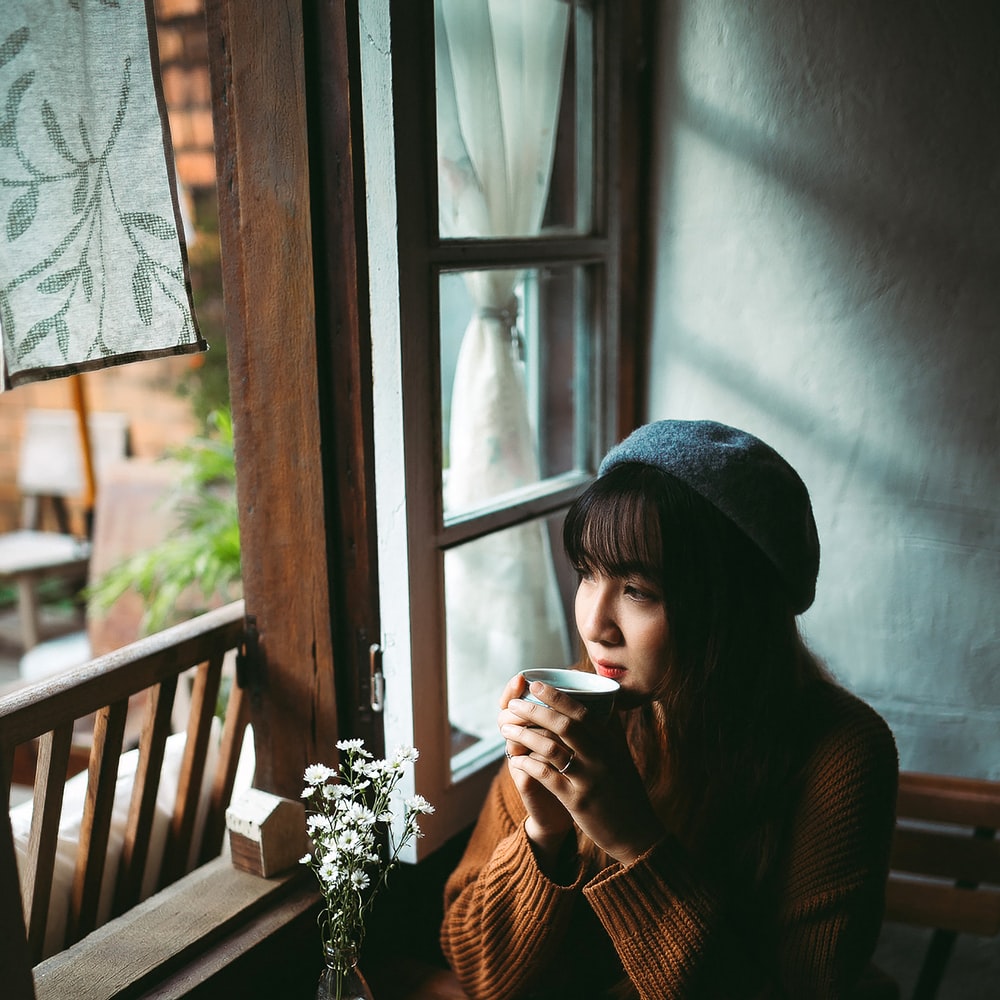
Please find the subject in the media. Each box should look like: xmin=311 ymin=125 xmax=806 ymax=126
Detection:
xmin=0 ymin=601 xmax=251 ymax=993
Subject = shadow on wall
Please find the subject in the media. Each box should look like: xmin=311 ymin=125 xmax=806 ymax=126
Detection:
xmin=646 ymin=0 xmax=1000 ymax=779
xmin=650 ymin=0 xmax=1000 ymax=560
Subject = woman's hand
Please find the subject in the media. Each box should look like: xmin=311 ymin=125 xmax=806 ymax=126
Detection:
xmin=499 ymin=675 xmax=575 ymax=864
xmin=500 ymin=679 xmax=665 ymax=867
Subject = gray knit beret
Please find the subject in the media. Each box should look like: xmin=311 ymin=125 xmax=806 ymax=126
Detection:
xmin=599 ymin=420 xmax=820 ymax=613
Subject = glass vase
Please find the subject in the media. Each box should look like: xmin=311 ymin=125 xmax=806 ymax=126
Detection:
xmin=316 ymin=944 xmax=374 ymax=1000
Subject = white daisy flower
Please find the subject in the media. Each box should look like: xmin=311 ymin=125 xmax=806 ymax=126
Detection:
xmin=304 ymin=763 xmax=335 ymax=785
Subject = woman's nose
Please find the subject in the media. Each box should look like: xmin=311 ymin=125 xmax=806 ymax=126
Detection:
xmin=576 ymin=581 xmax=621 ymax=644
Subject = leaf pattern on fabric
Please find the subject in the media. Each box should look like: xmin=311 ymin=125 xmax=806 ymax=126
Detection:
xmin=0 ymin=0 xmax=203 ymax=389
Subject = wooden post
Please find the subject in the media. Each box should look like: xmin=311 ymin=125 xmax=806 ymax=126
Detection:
xmin=69 ymin=375 xmax=96 ymax=537
xmin=204 ymin=0 xmax=339 ymax=796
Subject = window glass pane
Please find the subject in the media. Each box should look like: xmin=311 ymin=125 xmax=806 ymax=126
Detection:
xmin=446 ymin=512 xmax=576 ymax=777
xmin=440 ymin=265 xmax=593 ymax=520
xmin=434 ymin=0 xmax=594 ymax=239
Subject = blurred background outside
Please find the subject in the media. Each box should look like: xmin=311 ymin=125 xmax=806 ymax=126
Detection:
xmin=0 ymin=0 xmax=228 ymax=678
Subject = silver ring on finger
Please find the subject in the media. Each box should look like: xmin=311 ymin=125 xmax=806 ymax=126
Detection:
xmin=557 ymin=750 xmax=575 ymax=775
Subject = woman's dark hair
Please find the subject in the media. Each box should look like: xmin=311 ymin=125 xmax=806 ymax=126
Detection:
xmin=563 ymin=462 xmax=828 ymax=887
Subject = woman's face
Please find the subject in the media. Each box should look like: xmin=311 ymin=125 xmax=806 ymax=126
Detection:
xmin=574 ymin=570 xmax=669 ymax=708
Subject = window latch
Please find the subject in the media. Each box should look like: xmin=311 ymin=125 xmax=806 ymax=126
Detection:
xmin=236 ymin=613 xmax=262 ymax=696
xmin=369 ymin=643 xmax=385 ymax=713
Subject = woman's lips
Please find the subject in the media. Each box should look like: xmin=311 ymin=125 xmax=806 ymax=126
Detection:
xmin=594 ymin=661 xmax=626 ymax=681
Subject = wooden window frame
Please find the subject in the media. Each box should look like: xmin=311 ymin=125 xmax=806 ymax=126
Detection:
xmin=369 ymin=0 xmax=640 ymax=857
xmin=206 ymin=0 xmax=653 ymax=817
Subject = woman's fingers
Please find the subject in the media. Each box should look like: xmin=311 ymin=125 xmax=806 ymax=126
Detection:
xmin=500 ymin=679 xmax=606 ymax=786
xmin=520 ymin=681 xmax=590 ymax=722
xmin=500 ymin=721 xmax=575 ymax=770
xmin=498 ymin=672 xmax=528 ymax=709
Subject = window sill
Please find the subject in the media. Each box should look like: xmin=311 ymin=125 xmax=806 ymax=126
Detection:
xmin=29 ymin=853 xmax=469 ymax=999
xmin=32 ymin=857 xmax=315 ymax=1000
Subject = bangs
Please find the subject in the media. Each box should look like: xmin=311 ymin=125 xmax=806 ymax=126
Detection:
xmin=563 ymin=464 xmax=666 ymax=580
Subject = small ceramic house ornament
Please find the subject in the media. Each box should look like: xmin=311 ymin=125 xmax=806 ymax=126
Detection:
xmin=225 ymin=788 xmax=309 ymax=877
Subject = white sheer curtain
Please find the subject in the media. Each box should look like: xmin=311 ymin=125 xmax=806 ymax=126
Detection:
xmin=436 ymin=0 xmax=572 ymax=741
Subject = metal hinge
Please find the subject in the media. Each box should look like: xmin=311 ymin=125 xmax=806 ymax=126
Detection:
xmin=236 ymin=614 xmax=261 ymax=694
xmin=369 ymin=643 xmax=384 ymax=713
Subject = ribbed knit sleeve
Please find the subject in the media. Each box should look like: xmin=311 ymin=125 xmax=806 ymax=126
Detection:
xmin=441 ymin=767 xmax=590 ymax=1000
xmin=583 ymin=836 xmax=729 ymax=996
xmin=770 ymin=687 xmax=899 ymax=996
xmin=582 ymin=684 xmax=899 ymax=999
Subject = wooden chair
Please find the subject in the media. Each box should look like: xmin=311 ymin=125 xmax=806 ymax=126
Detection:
xmin=6 ymin=458 xmax=195 ymax=814
xmin=0 ymin=410 xmax=130 ymax=651
xmin=884 ymin=770 xmax=1000 ymax=1000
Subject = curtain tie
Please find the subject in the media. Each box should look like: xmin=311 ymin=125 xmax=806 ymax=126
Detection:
xmin=477 ymin=305 xmax=518 ymax=328
xmin=477 ymin=303 xmax=523 ymax=361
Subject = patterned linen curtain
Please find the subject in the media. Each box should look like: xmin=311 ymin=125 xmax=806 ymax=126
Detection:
xmin=436 ymin=0 xmax=572 ymax=741
xmin=0 ymin=0 xmax=204 ymax=391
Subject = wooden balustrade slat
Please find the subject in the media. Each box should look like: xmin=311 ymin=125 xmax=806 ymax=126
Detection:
xmin=199 ymin=678 xmax=250 ymax=867
xmin=892 ymin=825 xmax=1000 ymax=886
xmin=68 ymin=701 xmax=129 ymax=945
xmin=1 ymin=744 xmax=15 ymax=808
xmin=886 ymin=877 xmax=1000 ymax=936
xmin=897 ymin=771 xmax=1000 ymax=829
xmin=24 ymin=724 xmax=74 ymax=964
xmin=158 ymin=655 xmax=224 ymax=890
xmin=0 ymin=806 xmax=34 ymax=1000
xmin=112 ymin=675 xmax=179 ymax=917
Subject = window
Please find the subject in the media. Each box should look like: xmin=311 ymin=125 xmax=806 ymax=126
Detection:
xmin=208 ymin=0 xmax=649 ymax=861
xmin=359 ymin=0 xmax=639 ymax=858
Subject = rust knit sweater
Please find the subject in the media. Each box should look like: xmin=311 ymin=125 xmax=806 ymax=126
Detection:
xmin=440 ymin=682 xmax=899 ymax=999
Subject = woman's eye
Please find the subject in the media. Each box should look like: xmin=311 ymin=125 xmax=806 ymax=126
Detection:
xmin=624 ymin=582 xmax=660 ymax=602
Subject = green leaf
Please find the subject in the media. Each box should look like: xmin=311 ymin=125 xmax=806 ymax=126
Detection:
xmin=106 ymin=59 xmax=131 ymax=156
xmin=5 ymin=71 xmax=34 ymax=118
xmin=41 ymin=100 xmax=73 ymax=161
xmin=17 ymin=308 xmax=69 ymax=362
xmin=0 ymin=27 xmax=28 ymax=71
xmin=86 ymin=407 xmax=242 ymax=636
xmin=7 ymin=184 xmax=37 ymax=240
xmin=55 ymin=312 xmax=71 ymax=356
xmin=132 ymin=263 xmax=152 ymax=324
xmin=123 ymin=211 xmax=176 ymax=240
xmin=72 ymin=168 xmax=88 ymax=213
xmin=81 ymin=261 xmax=93 ymax=301
xmin=78 ymin=115 xmax=92 ymax=158
xmin=38 ymin=267 xmax=77 ymax=294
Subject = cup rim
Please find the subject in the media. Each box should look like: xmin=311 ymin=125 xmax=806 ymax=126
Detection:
xmin=520 ymin=667 xmax=620 ymax=696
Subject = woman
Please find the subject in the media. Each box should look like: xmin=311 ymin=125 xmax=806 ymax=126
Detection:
xmin=440 ymin=420 xmax=899 ymax=999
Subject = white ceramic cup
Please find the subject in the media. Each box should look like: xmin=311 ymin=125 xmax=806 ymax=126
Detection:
xmin=520 ymin=667 xmax=620 ymax=722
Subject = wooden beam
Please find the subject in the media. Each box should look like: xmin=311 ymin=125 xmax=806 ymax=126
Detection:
xmin=205 ymin=0 xmax=339 ymax=796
